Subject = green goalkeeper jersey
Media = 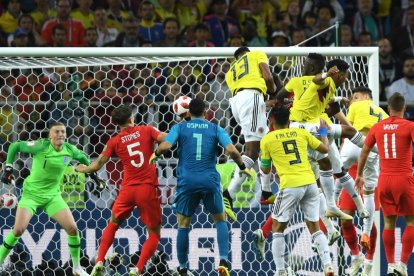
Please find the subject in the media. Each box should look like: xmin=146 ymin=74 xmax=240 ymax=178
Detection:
xmin=6 ymin=139 xmax=90 ymax=197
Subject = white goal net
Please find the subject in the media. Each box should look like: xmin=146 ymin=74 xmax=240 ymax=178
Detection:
xmin=0 ymin=47 xmax=379 ymax=275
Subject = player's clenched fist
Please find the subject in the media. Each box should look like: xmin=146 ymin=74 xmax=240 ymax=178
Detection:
xmin=239 ymin=167 xmax=254 ymax=180
xmin=1 ymin=165 xmax=14 ymax=184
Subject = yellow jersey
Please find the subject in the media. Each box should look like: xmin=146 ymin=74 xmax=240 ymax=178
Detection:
xmin=285 ymin=76 xmax=333 ymax=124
xmin=347 ymin=100 xmax=389 ymax=131
xmin=260 ymin=128 xmax=321 ymax=189
xmin=226 ymin=50 xmax=268 ymax=96
xmin=289 ymin=77 xmax=336 ymax=123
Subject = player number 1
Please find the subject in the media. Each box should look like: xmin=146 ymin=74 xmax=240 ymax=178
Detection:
xmin=193 ymin=133 xmax=202 ymax=160
xmin=127 ymin=142 xmax=144 ymax=168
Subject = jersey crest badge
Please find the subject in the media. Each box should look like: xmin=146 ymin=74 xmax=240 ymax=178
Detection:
xmin=63 ymin=156 xmax=69 ymax=164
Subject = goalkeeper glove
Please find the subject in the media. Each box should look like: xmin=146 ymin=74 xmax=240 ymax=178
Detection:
xmin=149 ymin=150 xmax=163 ymax=164
xmin=88 ymin=172 xmax=106 ymax=197
xmin=1 ymin=165 xmax=14 ymax=185
xmin=238 ymin=164 xmax=253 ymax=180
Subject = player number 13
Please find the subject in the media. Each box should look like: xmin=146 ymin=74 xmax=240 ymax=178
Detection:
xmin=127 ymin=142 xmax=144 ymax=168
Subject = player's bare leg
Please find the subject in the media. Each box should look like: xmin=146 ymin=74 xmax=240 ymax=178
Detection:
xmin=52 ymin=208 xmax=88 ymax=276
xmin=223 ymin=141 xmax=259 ymax=221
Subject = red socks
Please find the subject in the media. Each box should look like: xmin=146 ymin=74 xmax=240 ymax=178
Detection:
xmin=262 ymin=215 xmax=273 ymax=239
xmin=401 ymin=226 xmax=414 ymax=265
xmin=383 ymin=229 xmax=395 ymax=264
xmin=137 ymin=233 xmax=160 ymax=272
xmin=341 ymin=221 xmax=359 ymax=255
xmin=97 ymin=222 xmax=119 ymax=263
xmin=366 ymin=223 xmax=377 ymax=260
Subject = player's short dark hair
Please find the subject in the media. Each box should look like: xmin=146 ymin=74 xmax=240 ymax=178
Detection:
xmin=352 ymin=86 xmax=372 ymax=99
xmin=189 ymin=98 xmax=205 ymax=117
xmin=327 ymin=59 xmax=349 ymax=72
xmin=307 ymin=53 xmax=325 ymax=72
xmin=234 ymin=46 xmax=250 ymax=59
xmin=111 ymin=105 xmax=132 ymax=125
xmin=270 ymin=106 xmax=290 ymax=126
xmin=49 ymin=121 xmax=65 ymax=129
xmin=388 ymin=92 xmax=405 ymax=112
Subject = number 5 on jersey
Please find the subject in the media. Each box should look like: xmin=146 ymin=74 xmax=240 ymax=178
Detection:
xmin=127 ymin=142 xmax=144 ymax=168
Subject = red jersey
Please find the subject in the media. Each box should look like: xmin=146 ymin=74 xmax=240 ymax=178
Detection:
xmin=365 ymin=116 xmax=414 ymax=175
xmin=102 ymin=125 xmax=160 ymax=187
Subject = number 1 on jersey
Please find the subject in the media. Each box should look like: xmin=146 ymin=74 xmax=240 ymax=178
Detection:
xmin=193 ymin=133 xmax=202 ymax=160
xmin=383 ymin=133 xmax=397 ymax=159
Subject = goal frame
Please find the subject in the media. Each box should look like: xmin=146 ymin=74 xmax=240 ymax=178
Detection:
xmin=1 ymin=46 xmax=381 ymax=275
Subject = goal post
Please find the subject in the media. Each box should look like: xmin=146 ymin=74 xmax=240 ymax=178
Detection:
xmin=0 ymin=47 xmax=381 ymax=275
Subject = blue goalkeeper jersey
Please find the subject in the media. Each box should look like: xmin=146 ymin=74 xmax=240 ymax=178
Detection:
xmin=165 ymin=118 xmax=232 ymax=192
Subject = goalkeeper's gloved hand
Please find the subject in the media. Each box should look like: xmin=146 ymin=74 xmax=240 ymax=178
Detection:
xmin=88 ymin=172 xmax=106 ymax=197
xmin=149 ymin=151 xmax=163 ymax=164
xmin=238 ymin=164 xmax=253 ymax=180
xmin=1 ymin=165 xmax=14 ymax=185
xmin=260 ymin=191 xmax=276 ymax=205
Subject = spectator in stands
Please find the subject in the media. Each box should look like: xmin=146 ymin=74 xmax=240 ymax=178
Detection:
xmin=341 ymin=24 xmax=354 ymax=46
xmin=7 ymin=14 xmax=44 ymax=47
xmin=70 ymin=0 xmax=94 ymax=28
xmin=30 ymin=0 xmax=56 ymax=32
xmin=352 ymin=0 xmax=382 ymax=44
xmin=188 ymin=23 xmax=214 ymax=47
xmin=51 ymin=24 xmax=67 ymax=47
xmin=388 ymin=5 xmax=414 ymax=58
xmin=281 ymin=0 xmax=303 ymax=34
xmin=241 ymin=17 xmax=267 ymax=47
xmin=42 ymin=0 xmax=85 ymax=47
xmin=357 ymin=30 xmax=373 ymax=46
xmin=84 ymin=27 xmax=98 ymax=46
xmin=10 ymin=28 xmax=29 ymax=47
xmin=379 ymin=38 xmax=398 ymax=101
xmin=175 ymin=0 xmax=212 ymax=31
xmin=112 ymin=18 xmax=141 ymax=47
xmin=387 ymin=56 xmax=414 ymax=103
xmin=155 ymin=17 xmax=185 ymax=47
xmin=270 ymin=30 xmax=290 ymax=47
xmin=107 ymin=0 xmax=131 ymax=32
xmin=0 ymin=0 xmax=22 ymax=35
xmin=303 ymin=11 xmax=317 ymax=39
xmin=237 ymin=0 xmax=272 ymax=41
xmin=290 ymin=28 xmax=307 ymax=46
xmin=203 ymin=0 xmax=238 ymax=47
xmin=138 ymin=1 xmax=164 ymax=44
xmin=227 ymin=34 xmax=245 ymax=47
xmin=313 ymin=3 xmax=336 ymax=46
xmin=94 ymin=7 xmax=118 ymax=47
xmin=302 ymin=0 xmax=344 ymax=23
xmin=155 ymin=0 xmax=176 ymax=22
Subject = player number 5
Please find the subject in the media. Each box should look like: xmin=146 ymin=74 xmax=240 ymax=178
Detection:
xmin=127 ymin=142 xmax=144 ymax=168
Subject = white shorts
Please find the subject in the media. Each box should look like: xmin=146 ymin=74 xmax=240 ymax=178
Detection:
xmin=229 ymin=89 xmax=268 ymax=142
xmin=340 ymin=138 xmax=379 ymax=190
xmin=272 ymin=183 xmax=320 ymax=222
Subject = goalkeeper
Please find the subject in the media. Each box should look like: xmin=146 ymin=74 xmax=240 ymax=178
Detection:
xmin=0 ymin=122 xmax=102 ymax=276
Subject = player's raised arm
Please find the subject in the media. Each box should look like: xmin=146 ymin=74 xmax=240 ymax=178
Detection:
xmin=312 ymin=65 xmax=339 ymax=85
xmin=259 ymin=60 xmax=276 ymax=94
xmin=75 ymin=154 xmax=109 ymax=174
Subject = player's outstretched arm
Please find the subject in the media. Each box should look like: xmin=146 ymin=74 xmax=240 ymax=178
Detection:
xmin=156 ymin=132 xmax=168 ymax=143
xmin=75 ymin=154 xmax=109 ymax=173
xmin=312 ymin=65 xmax=339 ymax=85
xmin=225 ymin=144 xmax=253 ymax=179
xmin=150 ymin=141 xmax=172 ymax=164
xmin=259 ymin=62 xmax=276 ymax=94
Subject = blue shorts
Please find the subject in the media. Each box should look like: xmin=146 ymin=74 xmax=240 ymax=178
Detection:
xmin=173 ymin=189 xmax=224 ymax=217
